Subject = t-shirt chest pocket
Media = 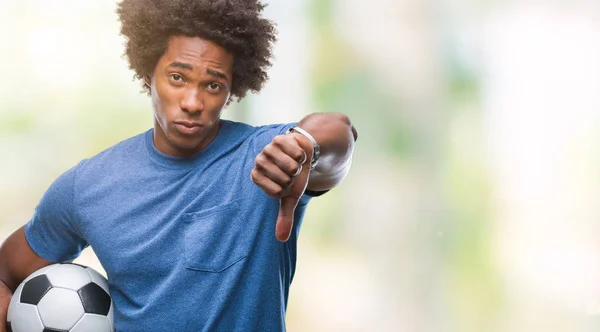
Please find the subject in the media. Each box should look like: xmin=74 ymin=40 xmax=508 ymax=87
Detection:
xmin=182 ymin=199 xmax=253 ymax=272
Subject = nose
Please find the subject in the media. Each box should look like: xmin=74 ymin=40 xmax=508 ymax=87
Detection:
xmin=180 ymin=87 xmax=204 ymax=114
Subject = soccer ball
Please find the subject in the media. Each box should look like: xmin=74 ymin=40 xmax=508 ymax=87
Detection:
xmin=7 ymin=263 xmax=114 ymax=332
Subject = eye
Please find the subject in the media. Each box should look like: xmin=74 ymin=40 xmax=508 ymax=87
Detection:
xmin=207 ymin=82 xmax=222 ymax=93
xmin=168 ymin=73 xmax=185 ymax=85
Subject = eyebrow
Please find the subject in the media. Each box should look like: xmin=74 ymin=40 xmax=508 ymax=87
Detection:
xmin=168 ymin=62 xmax=229 ymax=82
xmin=168 ymin=61 xmax=193 ymax=71
xmin=206 ymin=68 xmax=228 ymax=82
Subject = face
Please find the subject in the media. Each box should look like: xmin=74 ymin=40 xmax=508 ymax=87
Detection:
xmin=149 ymin=36 xmax=233 ymax=157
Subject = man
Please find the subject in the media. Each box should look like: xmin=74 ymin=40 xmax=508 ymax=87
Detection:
xmin=0 ymin=0 xmax=357 ymax=331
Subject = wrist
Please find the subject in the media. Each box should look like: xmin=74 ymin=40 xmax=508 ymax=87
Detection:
xmin=286 ymin=126 xmax=320 ymax=169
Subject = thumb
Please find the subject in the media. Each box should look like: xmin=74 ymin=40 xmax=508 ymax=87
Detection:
xmin=275 ymin=196 xmax=299 ymax=242
xmin=275 ymin=142 xmax=313 ymax=242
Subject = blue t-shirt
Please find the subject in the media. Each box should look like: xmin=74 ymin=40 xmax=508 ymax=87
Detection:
xmin=25 ymin=120 xmax=312 ymax=331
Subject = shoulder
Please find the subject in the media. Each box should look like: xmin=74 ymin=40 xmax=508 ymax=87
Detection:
xmin=72 ymin=130 xmax=149 ymax=181
xmin=80 ymin=130 xmax=148 ymax=164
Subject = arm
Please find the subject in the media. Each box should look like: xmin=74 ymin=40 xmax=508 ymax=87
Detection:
xmin=0 ymin=162 xmax=87 ymax=330
xmin=0 ymin=226 xmax=53 ymax=331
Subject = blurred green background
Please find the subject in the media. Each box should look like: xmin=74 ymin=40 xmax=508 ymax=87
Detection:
xmin=1 ymin=0 xmax=600 ymax=331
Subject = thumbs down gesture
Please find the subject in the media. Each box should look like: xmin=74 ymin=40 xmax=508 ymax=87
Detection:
xmin=251 ymin=132 xmax=314 ymax=242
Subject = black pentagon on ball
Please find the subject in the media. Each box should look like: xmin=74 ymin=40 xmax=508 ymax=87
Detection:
xmin=43 ymin=328 xmax=67 ymax=332
xmin=20 ymin=275 xmax=52 ymax=305
xmin=78 ymin=282 xmax=111 ymax=315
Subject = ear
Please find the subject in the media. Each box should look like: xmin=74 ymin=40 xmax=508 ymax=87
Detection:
xmin=144 ymin=76 xmax=151 ymax=87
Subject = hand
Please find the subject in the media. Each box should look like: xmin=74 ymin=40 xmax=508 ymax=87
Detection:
xmin=251 ymin=133 xmax=314 ymax=242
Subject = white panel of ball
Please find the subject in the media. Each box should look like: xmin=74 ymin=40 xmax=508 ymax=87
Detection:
xmin=37 ymin=288 xmax=85 ymax=330
xmin=71 ymin=313 xmax=112 ymax=332
xmin=10 ymin=303 xmax=44 ymax=332
xmin=46 ymin=264 xmax=92 ymax=290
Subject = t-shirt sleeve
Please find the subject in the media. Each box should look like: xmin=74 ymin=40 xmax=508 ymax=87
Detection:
xmin=24 ymin=163 xmax=88 ymax=262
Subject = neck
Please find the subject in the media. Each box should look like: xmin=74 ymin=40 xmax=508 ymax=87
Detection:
xmin=153 ymin=120 xmax=221 ymax=157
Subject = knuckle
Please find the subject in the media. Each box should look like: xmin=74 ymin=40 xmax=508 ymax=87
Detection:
xmin=272 ymin=135 xmax=286 ymax=146
xmin=262 ymin=143 xmax=273 ymax=154
xmin=254 ymin=154 xmax=267 ymax=168
xmin=263 ymin=144 xmax=276 ymax=156
xmin=272 ymin=186 xmax=283 ymax=197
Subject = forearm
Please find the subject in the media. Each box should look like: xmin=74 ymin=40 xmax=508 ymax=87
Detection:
xmin=0 ymin=280 xmax=10 ymax=332
xmin=297 ymin=112 xmax=357 ymax=191
xmin=0 ymin=226 xmax=52 ymax=293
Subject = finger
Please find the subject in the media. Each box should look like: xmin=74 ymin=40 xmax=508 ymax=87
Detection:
xmin=250 ymin=168 xmax=286 ymax=199
xmin=275 ymin=197 xmax=297 ymax=242
xmin=262 ymin=143 xmax=303 ymax=176
xmin=254 ymin=154 xmax=294 ymax=188
xmin=272 ymin=135 xmax=307 ymax=164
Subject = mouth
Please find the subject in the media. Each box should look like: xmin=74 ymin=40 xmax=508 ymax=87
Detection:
xmin=173 ymin=121 xmax=202 ymax=135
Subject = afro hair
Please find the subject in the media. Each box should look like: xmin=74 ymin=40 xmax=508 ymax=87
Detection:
xmin=116 ymin=0 xmax=277 ymax=101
